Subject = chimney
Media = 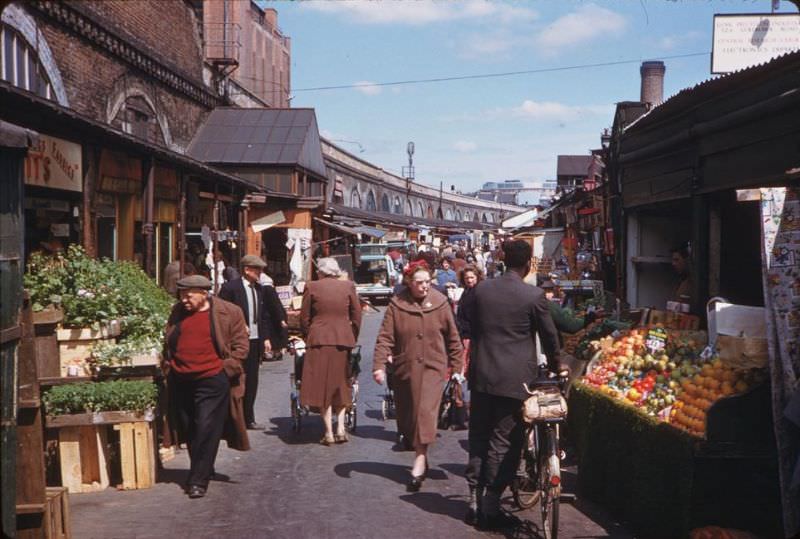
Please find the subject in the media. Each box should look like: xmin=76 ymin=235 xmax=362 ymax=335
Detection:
xmin=640 ymin=60 xmax=665 ymax=106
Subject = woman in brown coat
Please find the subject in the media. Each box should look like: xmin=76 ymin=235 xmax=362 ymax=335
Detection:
xmin=373 ymin=261 xmax=463 ymax=491
xmin=300 ymin=257 xmax=362 ymax=445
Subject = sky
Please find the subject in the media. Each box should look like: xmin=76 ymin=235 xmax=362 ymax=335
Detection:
xmin=261 ymin=0 xmax=798 ymax=192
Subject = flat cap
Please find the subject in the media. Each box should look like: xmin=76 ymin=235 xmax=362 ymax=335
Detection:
xmin=241 ymin=254 xmax=267 ymax=268
xmin=176 ymin=275 xmax=212 ymax=290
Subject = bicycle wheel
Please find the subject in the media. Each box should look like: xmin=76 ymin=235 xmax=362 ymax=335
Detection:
xmin=539 ymin=429 xmax=561 ymax=539
xmin=511 ymin=447 xmax=540 ymax=509
xmin=290 ymin=394 xmax=301 ymax=432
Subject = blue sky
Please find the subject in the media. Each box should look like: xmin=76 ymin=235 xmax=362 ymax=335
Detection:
xmin=263 ymin=0 xmax=797 ymax=192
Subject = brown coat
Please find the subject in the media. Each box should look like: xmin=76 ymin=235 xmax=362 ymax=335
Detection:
xmin=373 ymin=288 xmax=463 ymax=448
xmin=162 ymin=297 xmax=251 ymax=451
xmin=300 ymin=277 xmax=362 ymax=347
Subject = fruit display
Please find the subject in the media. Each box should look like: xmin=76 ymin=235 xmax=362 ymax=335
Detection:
xmin=580 ymin=327 xmax=766 ymax=437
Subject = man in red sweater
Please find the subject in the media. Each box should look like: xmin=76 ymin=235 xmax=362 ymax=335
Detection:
xmin=164 ymin=275 xmax=249 ymax=498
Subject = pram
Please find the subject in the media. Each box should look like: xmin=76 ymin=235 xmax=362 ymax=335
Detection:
xmin=381 ymin=362 xmax=397 ymax=421
xmin=289 ymin=336 xmax=360 ymax=433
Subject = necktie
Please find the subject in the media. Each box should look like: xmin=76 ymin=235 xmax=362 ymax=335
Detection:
xmin=250 ymin=284 xmax=258 ymax=325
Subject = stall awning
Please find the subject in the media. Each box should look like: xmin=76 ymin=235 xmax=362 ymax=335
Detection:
xmin=354 ymin=225 xmax=386 ymax=239
xmin=314 ymin=218 xmax=361 ymax=236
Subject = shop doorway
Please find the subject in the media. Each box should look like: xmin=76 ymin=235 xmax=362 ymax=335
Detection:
xmin=715 ymin=191 xmax=763 ymax=307
xmin=261 ymin=227 xmax=290 ymax=286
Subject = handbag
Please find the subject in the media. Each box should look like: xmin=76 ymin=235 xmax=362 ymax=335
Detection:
xmin=521 ymin=383 xmax=567 ymax=423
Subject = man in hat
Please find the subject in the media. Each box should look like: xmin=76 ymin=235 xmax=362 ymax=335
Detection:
xmin=163 ymin=275 xmax=249 ymax=498
xmin=218 ymin=255 xmax=274 ymax=430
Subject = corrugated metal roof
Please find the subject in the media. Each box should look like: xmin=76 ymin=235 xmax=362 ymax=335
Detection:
xmin=187 ymin=107 xmax=328 ymax=179
xmin=626 ymin=49 xmax=800 ymax=134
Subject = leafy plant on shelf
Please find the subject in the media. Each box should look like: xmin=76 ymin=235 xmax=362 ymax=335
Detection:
xmin=90 ymin=338 xmax=161 ymax=369
xmin=25 ymin=245 xmax=173 ymax=351
xmin=42 ymin=380 xmax=158 ymax=416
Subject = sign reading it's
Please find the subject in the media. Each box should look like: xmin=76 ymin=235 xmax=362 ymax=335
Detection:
xmin=25 ymin=135 xmax=83 ymax=192
xmin=712 ymin=14 xmax=800 ymax=74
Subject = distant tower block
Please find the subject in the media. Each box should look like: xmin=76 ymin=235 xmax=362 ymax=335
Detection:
xmin=640 ymin=61 xmax=666 ymax=106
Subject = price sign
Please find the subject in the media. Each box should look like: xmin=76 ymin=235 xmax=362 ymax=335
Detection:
xmin=645 ymin=327 xmax=668 ymax=355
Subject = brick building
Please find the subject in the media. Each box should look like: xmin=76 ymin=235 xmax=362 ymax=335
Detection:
xmin=199 ymin=0 xmax=291 ymax=107
xmin=0 ymin=0 xmax=262 ymax=283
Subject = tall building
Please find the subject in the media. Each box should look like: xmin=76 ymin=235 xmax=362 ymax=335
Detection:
xmin=469 ymin=180 xmax=556 ymax=206
xmin=199 ymin=0 xmax=291 ymax=108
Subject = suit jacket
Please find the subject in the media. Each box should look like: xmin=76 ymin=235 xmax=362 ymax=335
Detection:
xmin=466 ymin=271 xmax=561 ymax=400
xmin=218 ymin=277 xmax=272 ymax=342
xmin=300 ymin=277 xmax=362 ymax=348
xmin=262 ymin=284 xmax=288 ymax=349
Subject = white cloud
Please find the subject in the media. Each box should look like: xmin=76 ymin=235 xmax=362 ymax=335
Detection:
xmin=513 ymin=100 xmax=612 ymax=120
xmin=453 ymin=140 xmax=478 ymax=153
xmin=302 ymin=0 xmax=537 ymax=26
xmin=353 ymin=81 xmax=382 ymax=95
xmin=657 ymin=30 xmax=704 ymax=51
xmin=535 ymin=4 xmax=626 ymax=53
xmin=459 ymin=33 xmax=516 ymax=59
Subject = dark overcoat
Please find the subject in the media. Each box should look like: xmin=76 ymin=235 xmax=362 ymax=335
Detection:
xmin=373 ymin=288 xmax=463 ymax=448
xmin=465 ymin=271 xmax=561 ymax=401
xmin=162 ymin=297 xmax=251 ymax=451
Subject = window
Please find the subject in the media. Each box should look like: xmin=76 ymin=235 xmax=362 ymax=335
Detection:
xmin=445 ymin=209 xmax=453 ymax=221
xmin=350 ymin=189 xmax=362 ymax=208
xmin=393 ymin=196 xmax=402 ymax=214
xmin=366 ymin=190 xmax=377 ymax=211
xmin=110 ymin=95 xmax=166 ymax=145
xmin=456 ymin=210 xmax=462 ymax=221
xmin=0 ymin=24 xmax=54 ymax=99
xmin=426 ymin=205 xmax=434 ymax=219
xmin=417 ymin=202 xmax=425 ymax=217
xmin=406 ymin=200 xmax=413 ymax=216
xmin=464 ymin=211 xmax=471 ymax=222
xmin=381 ymin=194 xmax=390 ymax=212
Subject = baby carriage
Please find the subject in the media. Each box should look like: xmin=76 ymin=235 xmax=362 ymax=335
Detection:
xmin=381 ymin=362 xmax=397 ymax=421
xmin=289 ymin=337 xmax=359 ymax=433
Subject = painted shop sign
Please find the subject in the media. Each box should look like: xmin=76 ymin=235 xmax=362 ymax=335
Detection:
xmin=25 ymin=135 xmax=83 ymax=192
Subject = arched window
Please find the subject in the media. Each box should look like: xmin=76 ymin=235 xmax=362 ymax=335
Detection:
xmin=381 ymin=194 xmax=390 ymax=212
xmin=473 ymin=212 xmax=480 ymax=222
xmin=393 ymin=196 xmax=402 ymax=214
xmin=482 ymin=213 xmax=488 ymax=223
xmin=365 ymin=190 xmax=377 ymax=211
xmin=350 ymin=189 xmax=362 ymax=208
xmin=417 ymin=202 xmax=425 ymax=218
xmin=110 ymin=94 xmax=166 ymax=145
xmin=464 ymin=211 xmax=471 ymax=222
xmin=1 ymin=23 xmax=54 ymax=99
xmin=406 ymin=200 xmax=413 ymax=216
xmin=456 ymin=210 xmax=462 ymax=221
xmin=426 ymin=205 xmax=434 ymax=219
xmin=445 ymin=209 xmax=453 ymax=221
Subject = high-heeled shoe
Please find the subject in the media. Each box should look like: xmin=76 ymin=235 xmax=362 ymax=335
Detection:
xmin=407 ymin=474 xmax=425 ymax=492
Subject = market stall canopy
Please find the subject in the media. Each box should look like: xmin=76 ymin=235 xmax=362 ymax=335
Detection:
xmin=502 ymin=207 xmax=539 ymax=229
xmin=355 ymin=225 xmax=387 ymax=239
xmin=315 ymin=218 xmax=387 ymax=239
xmin=0 ymin=120 xmax=38 ymax=148
xmin=186 ymin=108 xmax=327 ymax=180
xmin=326 ymin=203 xmax=495 ymax=233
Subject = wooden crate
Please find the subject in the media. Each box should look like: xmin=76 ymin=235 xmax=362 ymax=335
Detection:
xmin=57 ymin=322 xmax=121 ymax=377
xmin=44 ymin=487 xmax=71 ymax=539
xmin=113 ymin=422 xmax=156 ymax=490
xmin=57 ymin=426 xmax=110 ymax=494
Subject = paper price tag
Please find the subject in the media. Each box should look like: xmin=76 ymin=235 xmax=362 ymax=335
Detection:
xmin=645 ymin=327 xmax=668 ymax=354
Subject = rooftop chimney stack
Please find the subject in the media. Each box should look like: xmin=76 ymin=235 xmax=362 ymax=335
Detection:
xmin=640 ymin=60 xmax=666 ymax=106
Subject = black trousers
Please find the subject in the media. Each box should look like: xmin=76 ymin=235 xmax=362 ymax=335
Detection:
xmin=244 ymin=339 xmax=261 ymax=425
xmin=171 ymin=370 xmax=230 ymax=488
xmin=466 ymin=391 xmax=525 ymax=493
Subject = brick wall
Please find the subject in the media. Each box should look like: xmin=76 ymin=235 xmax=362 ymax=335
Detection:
xmin=32 ymin=1 xmax=211 ymax=150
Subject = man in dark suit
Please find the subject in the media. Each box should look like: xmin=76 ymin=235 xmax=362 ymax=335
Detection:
xmin=463 ymin=240 xmax=564 ymax=531
xmin=218 ymin=255 xmax=272 ymax=430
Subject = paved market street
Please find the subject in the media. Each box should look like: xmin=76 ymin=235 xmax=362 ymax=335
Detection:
xmin=70 ymin=308 xmax=633 ymax=539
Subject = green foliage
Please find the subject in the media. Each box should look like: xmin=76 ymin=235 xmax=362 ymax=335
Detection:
xmin=42 ymin=380 xmax=157 ymax=416
xmin=24 ymin=245 xmax=173 ymax=343
xmin=90 ymin=338 xmax=161 ymax=368
xmin=568 ymin=383 xmax=695 ymax=538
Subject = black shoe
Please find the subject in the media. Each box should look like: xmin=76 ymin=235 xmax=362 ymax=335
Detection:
xmin=476 ymin=511 xmax=521 ymax=531
xmin=246 ymin=422 xmax=265 ymax=430
xmin=187 ymin=485 xmax=206 ymax=499
xmin=406 ymin=475 xmax=424 ymax=492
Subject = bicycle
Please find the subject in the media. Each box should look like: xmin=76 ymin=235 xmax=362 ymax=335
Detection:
xmin=510 ymin=370 xmax=568 ymax=539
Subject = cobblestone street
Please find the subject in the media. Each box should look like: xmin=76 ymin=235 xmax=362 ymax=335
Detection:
xmin=70 ymin=309 xmax=632 ymax=538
